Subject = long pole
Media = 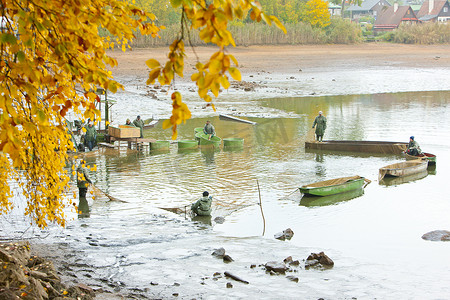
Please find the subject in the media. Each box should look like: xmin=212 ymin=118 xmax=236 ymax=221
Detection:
xmin=257 ymin=179 xmax=265 ymax=236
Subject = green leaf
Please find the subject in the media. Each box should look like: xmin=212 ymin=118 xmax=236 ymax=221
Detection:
xmin=16 ymin=51 xmax=26 ymax=62
xmin=170 ymin=0 xmax=182 ymax=8
xmin=0 ymin=33 xmax=17 ymax=45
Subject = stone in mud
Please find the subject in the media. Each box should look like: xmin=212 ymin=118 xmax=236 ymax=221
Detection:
xmin=214 ymin=216 xmax=225 ymax=224
xmin=227 ymin=282 xmax=233 ymax=288
xmin=286 ymin=275 xmax=299 ymax=283
xmin=305 ymin=259 xmax=319 ymax=268
xmin=250 ymin=264 xmax=256 ymax=268
xmin=274 ymin=232 xmax=286 ymax=241
xmin=274 ymin=228 xmax=294 ymax=241
xmin=284 ymin=256 xmax=293 ymax=264
xmin=213 ymin=272 xmax=222 ymax=277
xmin=289 ymin=260 xmax=300 ymax=266
xmin=306 ymin=252 xmax=334 ymax=267
xmin=421 ymin=230 xmax=450 ymax=241
xmin=223 ymin=255 xmax=234 ymax=263
xmin=265 ymin=261 xmax=288 ymax=273
xmin=212 ymin=247 xmax=226 ymax=257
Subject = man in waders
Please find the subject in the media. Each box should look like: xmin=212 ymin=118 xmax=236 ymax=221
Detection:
xmin=405 ymin=136 xmax=422 ymax=156
xmin=77 ymin=160 xmax=92 ymax=199
xmin=203 ymin=120 xmax=215 ymax=140
xmin=84 ymin=121 xmax=97 ymax=151
xmin=133 ymin=115 xmax=145 ymax=138
xmin=191 ymin=191 xmax=213 ymax=216
xmin=312 ymin=111 xmax=327 ymax=142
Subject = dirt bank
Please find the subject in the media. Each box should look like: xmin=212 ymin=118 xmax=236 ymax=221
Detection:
xmin=109 ymin=43 xmax=450 ymax=79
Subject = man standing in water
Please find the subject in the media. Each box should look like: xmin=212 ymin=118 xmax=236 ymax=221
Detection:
xmin=406 ymin=136 xmax=422 ymax=156
xmin=312 ymin=111 xmax=327 ymax=142
xmin=77 ymin=160 xmax=92 ymax=199
xmin=84 ymin=121 xmax=97 ymax=151
xmin=191 ymin=191 xmax=213 ymax=216
xmin=203 ymin=120 xmax=215 ymax=140
xmin=133 ymin=115 xmax=145 ymax=138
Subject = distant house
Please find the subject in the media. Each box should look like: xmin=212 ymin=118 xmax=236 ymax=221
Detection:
xmin=347 ymin=0 xmax=392 ymax=19
xmin=329 ymin=2 xmax=342 ymax=16
xmin=374 ymin=3 xmax=419 ymax=32
xmin=416 ymin=0 xmax=450 ymax=22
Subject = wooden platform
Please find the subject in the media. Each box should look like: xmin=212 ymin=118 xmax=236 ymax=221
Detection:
xmin=99 ymin=137 xmax=156 ymax=150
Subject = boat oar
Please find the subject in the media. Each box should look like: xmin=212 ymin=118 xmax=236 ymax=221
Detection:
xmin=91 ymin=184 xmax=129 ymax=203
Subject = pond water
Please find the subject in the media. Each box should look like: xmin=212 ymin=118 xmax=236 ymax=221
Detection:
xmin=18 ymin=91 xmax=450 ymax=298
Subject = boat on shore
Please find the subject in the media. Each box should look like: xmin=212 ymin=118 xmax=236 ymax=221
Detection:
xmin=378 ymin=160 xmax=428 ymax=180
xmin=219 ymin=114 xmax=257 ymax=125
xmin=305 ymin=140 xmax=408 ymax=154
xmin=299 ymin=175 xmax=368 ymax=197
xmin=404 ymin=152 xmax=436 ymax=165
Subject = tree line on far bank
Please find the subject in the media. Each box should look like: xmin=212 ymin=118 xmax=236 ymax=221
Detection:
xmin=124 ymin=0 xmax=450 ymax=46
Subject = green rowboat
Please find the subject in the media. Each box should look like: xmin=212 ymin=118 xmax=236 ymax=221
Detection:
xmin=300 ymin=188 xmax=364 ymax=207
xmin=299 ymin=175 xmax=367 ymax=197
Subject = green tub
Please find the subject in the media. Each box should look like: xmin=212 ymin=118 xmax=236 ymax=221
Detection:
xmin=223 ymin=138 xmax=244 ymax=148
xmin=194 ymin=127 xmax=203 ymax=134
xmin=197 ymin=132 xmax=221 ymax=148
xmin=150 ymin=140 xmax=170 ymax=150
xmin=178 ymin=140 xmax=198 ymax=149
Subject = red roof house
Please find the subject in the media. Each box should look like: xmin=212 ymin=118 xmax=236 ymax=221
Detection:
xmin=416 ymin=0 xmax=450 ymax=22
xmin=374 ymin=3 xmax=419 ymax=32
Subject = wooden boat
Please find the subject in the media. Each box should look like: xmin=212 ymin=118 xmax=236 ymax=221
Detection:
xmin=197 ymin=132 xmax=221 ymax=147
xmin=300 ymin=188 xmax=364 ymax=207
xmin=404 ymin=152 xmax=436 ymax=165
xmin=223 ymin=138 xmax=244 ymax=148
xmin=219 ymin=114 xmax=257 ymax=125
xmin=379 ymin=170 xmax=428 ymax=186
xmin=299 ymin=175 xmax=367 ymax=197
xmin=143 ymin=119 xmax=159 ymax=129
xmin=378 ymin=160 xmax=428 ymax=180
xmin=305 ymin=140 xmax=408 ymax=154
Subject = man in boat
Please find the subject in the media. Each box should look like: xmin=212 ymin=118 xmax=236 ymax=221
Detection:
xmin=133 ymin=115 xmax=145 ymax=138
xmin=406 ymin=136 xmax=422 ymax=156
xmin=203 ymin=120 xmax=215 ymax=140
xmin=77 ymin=159 xmax=92 ymax=199
xmin=191 ymin=191 xmax=213 ymax=216
xmin=84 ymin=121 xmax=97 ymax=151
xmin=312 ymin=111 xmax=327 ymax=142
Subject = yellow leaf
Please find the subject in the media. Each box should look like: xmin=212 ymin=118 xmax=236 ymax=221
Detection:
xmin=228 ymin=67 xmax=241 ymax=81
xmin=209 ymin=60 xmax=222 ymax=74
xmin=162 ymin=119 xmax=172 ymax=129
xmin=146 ymin=59 xmax=160 ymax=68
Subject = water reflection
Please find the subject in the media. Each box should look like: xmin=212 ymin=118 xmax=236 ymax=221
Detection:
xmin=379 ymin=170 xmax=428 ymax=186
xmin=77 ymin=197 xmax=90 ymax=218
xmin=300 ymin=189 xmax=365 ymax=207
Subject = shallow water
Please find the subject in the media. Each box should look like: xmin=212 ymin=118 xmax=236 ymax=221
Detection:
xmin=6 ymin=90 xmax=450 ymax=298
